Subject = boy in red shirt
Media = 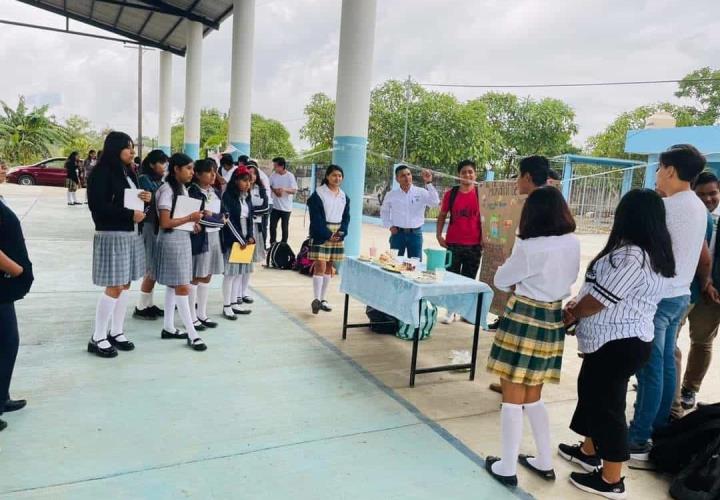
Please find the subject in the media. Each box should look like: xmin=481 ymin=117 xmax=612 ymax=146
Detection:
xmin=436 ymin=160 xmax=483 ymax=323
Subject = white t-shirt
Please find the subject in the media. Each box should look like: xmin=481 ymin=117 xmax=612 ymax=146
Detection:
xmin=710 ymin=205 xmax=720 ymax=261
xmin=316 ymin=184 xmax=347 ymax=224
xmin=494 ymin=233 xmax=581 ymax=302
xmin=269 ymin=170 xmax=298 ymax=212
xmin=156 ymin=183 xmax=188 ymax=213
xmin=663 ymin=190 xmax=708 ymax=298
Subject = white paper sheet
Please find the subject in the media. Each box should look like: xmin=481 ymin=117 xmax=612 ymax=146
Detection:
xmin=124 ymin=189 xmax=144 ymax=211
xmin=208 ymin=198 xmax=221 ymax=214
xmin=174 ymin=195 xmax=202 ymax=232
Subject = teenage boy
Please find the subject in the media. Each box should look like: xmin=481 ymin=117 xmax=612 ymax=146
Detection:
xmin=380 ymin=165 xmax=439 ymax=259
xmin=628 ymin=144 xmax=709 ymax=460
xmin=436 ymin=160 xmax=482 ymax=323
xmin=269 ymin=157 xmax=297 ymax=245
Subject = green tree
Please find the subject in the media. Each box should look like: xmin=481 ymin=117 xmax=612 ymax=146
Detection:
xmin=299 ymin=93 xmax=335 ymax=151
xmin=675 ymin=67 xmax=720 ymax=124
xmin=251 ymin=114 xmax=295 ymax=158
xmin=0 ymin=96 xmax=67 ymax=165
xmin=62 ymin=115 xmax=103 ymax=156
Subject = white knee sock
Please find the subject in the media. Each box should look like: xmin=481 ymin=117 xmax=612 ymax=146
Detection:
xmin=93 ymin=294 xmax=117 ymax=342
xmin=524 ymin=400 xmax=553 ymax=471
xmin=138 ymin=291 xmax=153 ymax=310
xmin=67 ymin=191 xmax=73 ymax=204
xmin=321 ymin=274 xmax=331 ymax=301
xmin=232 ymin=275 xmax=243 ymax=303
xmin=110 ymin=290 xmax=130 ymax=337
xmin=188 ymin=285 xmax=198 ymax=323
xmin=241 ymin=273 xmax=251 ymax=298
xmin=313 ymin=276 xmax=323 ymax=300
xmin=197 ymin=283 xmax=210 ymax=320
xmin=175 ymin=294 xmax=199 ymax=341
xmin=492 ymin=403 xmax=524 ymax=476
xmin=163 ymin=288 xmax=176 ymax=332
xmin=222 ymin=275 xmax=234 ymax=306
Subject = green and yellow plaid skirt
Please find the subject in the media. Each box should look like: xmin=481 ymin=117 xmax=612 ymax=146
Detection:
xmin=486 ymin=294 xmax=566 ymax=386
xmin=309 ymin=223 xmax=345 ymax=262
xmin=65 ymin=178 xmax=79 ymax=192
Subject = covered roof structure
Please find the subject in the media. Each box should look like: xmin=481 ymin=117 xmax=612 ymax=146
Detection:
xmin=15 ymin=0 xmax=235 ymax=56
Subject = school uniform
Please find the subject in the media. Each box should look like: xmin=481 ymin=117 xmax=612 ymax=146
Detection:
xmin=188 ymin=184 xmax=225 ymax=277
xmin=154 ymin=183 xmax=193 ymax=286
xmin=221 ymin=190 xmax=255 ymax=276
xmin=250 ymin=184 xmax=269 ymax=263
xmin=137 ymin=174 xmax=163 ymax=279
xmin=307 ymin=185 xmax=350 ymax=262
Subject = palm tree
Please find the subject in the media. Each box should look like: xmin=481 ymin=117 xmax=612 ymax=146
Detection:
xmin=0 ymin=96 xmax=67 ymax=165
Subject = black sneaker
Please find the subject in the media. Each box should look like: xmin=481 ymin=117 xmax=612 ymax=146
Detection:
xmin=680 ymin=387 xmax=696 ymax=410
xmin=149 ymin=305 xmax=164 ymax=317
xmin=628 ymin=441 xmax=651 ymax=462
xmin=558 ymin=442 xmax=601 ymax=472
xmin=133 ymin=307 xmax=158 ymax=320
xmin=569 ymin=470 xmax=626 ymax=500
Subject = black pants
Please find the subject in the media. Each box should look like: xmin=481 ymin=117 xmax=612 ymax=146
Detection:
xmin=270 ymin=209 xmax=291 ymax=244
xmin=0 ymin=302 xmax=19 ymax=414
xmin=447 ymin=244 xmax=482 ymax=279
xmin=570 ymin=337 xmax=652 ymax=462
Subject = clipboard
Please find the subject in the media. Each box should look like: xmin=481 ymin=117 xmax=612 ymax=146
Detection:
xmin=174 ymin=195 xmax=202 ymax=232
xmin=124 ymin=189 xmax=144 ymax=211
xmin=229 ymin=243 xmax=255 ymax=264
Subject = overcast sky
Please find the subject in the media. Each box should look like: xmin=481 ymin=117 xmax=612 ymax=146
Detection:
xmin=1 ymin=0 xmax=720 ymax=155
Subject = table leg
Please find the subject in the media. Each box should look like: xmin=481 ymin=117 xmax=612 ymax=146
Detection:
xmin=409 ymin=299 xmax=422 ymax=387
xmin=469 ymin=293 xmax=483 ymax=381
xmin=342 ymin=294 xmax=349 ymax=340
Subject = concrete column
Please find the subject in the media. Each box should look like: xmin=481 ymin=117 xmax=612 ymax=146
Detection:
xmin=158 ymin=51 xmax=172 ymax=155
xmin=309 ymin=163 xmax=317 ymax=194
xmin=332 ymin=0 xmax=377 ymax=257
xmin=228 ymin=0 xmax=255 ymax=159
xmin=183 ymin=21 xmax=203 ymax=160
xmin=561 ymin=155 xmax=573 ymax=199
xmin=644 ymin=154 xmax=659 ymax=189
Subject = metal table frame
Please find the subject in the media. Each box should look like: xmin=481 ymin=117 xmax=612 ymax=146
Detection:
xmin=341 ymin=292 xmax=484 ymax=387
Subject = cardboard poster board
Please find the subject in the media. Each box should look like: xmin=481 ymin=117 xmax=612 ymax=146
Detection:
xmin=478 ymin=182 xmax=526 ymax=316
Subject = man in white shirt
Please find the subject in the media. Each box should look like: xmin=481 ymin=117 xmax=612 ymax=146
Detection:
xmin=380 ymin=165 xmax=439 ymax=259
xmin=268 ymin=157 xmax=297 ymax=244
xmin=628 ymin=144 xmax=709 ymax=459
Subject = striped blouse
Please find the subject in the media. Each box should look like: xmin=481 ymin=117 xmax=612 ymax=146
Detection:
xmin=575 ymin=245 xmax=668 ymax=353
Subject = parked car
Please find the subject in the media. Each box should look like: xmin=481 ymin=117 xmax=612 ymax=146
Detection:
xmin=7 ymin=157 xmax=68 ymax=186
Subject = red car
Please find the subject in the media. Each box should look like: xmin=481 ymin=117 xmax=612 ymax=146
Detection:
xmin=7 ymin=157 xmax=68 ymax=186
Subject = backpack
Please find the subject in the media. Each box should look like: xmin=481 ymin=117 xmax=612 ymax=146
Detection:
xmin=294 ymin=238 xmax=314 ymax=275
xmin=365 ymin=306 xmax=399 ymax=335
xmin=266 ymin=242 xmax=296 ymax=270
xmin=396 ymin=300 xmax=438 ymax=341
xmin=651 ymin=403 xmax=720 ymax=474
xmin=669 ymin=434 xmax=720 ymax=500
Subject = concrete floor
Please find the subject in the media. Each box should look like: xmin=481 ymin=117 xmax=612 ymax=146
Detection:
xmin=2 ymin=184 xmax=717 ymax=499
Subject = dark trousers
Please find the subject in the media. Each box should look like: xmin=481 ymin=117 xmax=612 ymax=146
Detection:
xmin=447 ymin=244 xmax=482 ymax=279
xmin=570 ymin=337 xmax=652 ymax=462
xmin=389 ymin=228 xmax=423 ymax=259
xmin=0 ymin=302 xmax=19 ymax=414
xmin=270 ymin=209 xmax=291 ymax=244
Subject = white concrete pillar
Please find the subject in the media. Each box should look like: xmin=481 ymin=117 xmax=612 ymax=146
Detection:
xmin=183 ymin=21 xmax=203 ymax=159
xmin=332 ymin=0 xmax=378 ymax=257
xmin=228 ymin=0 xmax=255 ymax=159
xmin=158 ymin=51 xmax=172 ymax=155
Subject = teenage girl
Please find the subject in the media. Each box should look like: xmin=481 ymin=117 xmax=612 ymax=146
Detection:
xmin=245 ymin=161 xmax=269 ymax=303
xmin=306 ymin=165 xmax=350 ymax=314
xmin=134 ymin=149 xmax=168 ymax=320
xmin=87 ymin=132 xmax=150 ymax=358
xmin=188 ymin=159 xmax=225 ymax=330
xmin=221 ymin=167 xmax=255 ymax=319
xmin=65 ymin=152 xmax=82 ymax=206
xmin=484 ymin=186 xmax=580 ymax=488
xmin=154 ymin=153 xmax=207 ymax=351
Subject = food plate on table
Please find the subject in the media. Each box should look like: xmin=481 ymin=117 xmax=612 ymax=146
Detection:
xmin=413 ymin=274 xmax=437 ymax=284
xmin=381 ymin=263 xmax=404 ymax=273
xmin=358 ymin=255 xmax=372 ymax=262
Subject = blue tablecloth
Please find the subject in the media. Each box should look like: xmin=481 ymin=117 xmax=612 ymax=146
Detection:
xmin=340 ymin=257 xmax=494 ymax=328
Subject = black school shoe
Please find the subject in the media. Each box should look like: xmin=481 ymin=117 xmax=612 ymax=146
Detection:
xmin=558 ymin=442 xmax=601 ymax=472
xmin=484 ymin=456 xmax=517 ymax=487
xmin=242 ymin=296 xmax=254 ymax=304
xmin=87 ymin=338 xmax=118 ymax=358
xmin=133 ymin=307 xmax=158 ymax=320
xmin=311 ymin=299 xmax=321 ymax=315
xmin=107 ymin=333 xmax=135 ymax=351
xmin=161 ymin=329 xmax=188 ymax=340
xmin=192 ymin=321 xmax=207 ymax=332
xmin=3 ymin=399 xmax=26 ymax=413
xmin=149 ymin=305 xmax=164 ymax=316
xmin=518 ymin=454 xmax=555 ymax=481
xmin=569 ymin=470 xmax=626 ymax=500
xmin=0 ymin=419 xmax=6 ymax=432
xmin=187 ymin=337 xmax=207 ymax=351
xmin=198 ymin=317 xmax=218 ymax=328
xmin=320 ymin=300 xmax=332 ymax=312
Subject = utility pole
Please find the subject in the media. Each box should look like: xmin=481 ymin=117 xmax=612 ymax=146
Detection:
xmin=401 ymin=74 xmax=411 ymax=162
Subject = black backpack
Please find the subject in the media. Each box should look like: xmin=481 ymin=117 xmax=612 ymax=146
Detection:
xmin=266 ymin=242 xmax=296 ymax=270
xmin=651 ymin=403 xmax=720 ymax=474
xmin=670 ymin=434 xmax=720 ymax=499
xmin=365 ymin=306 xmax=399 ymax=335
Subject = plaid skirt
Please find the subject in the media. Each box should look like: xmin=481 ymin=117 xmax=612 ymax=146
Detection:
xmin=141 ymin=223 xmax=158 ymax=278
xmin=92 ymin=231 xmax=145 ymax=287
xmin=486 ymin=294 xmax=566 ymax=386
xmin=65 ymin=178 xmax=78 ymax=192
xmin=309 ymin=223 xmax=344 ymax=262
xmin=253 ymin=222 xmax=266 ymax=263
xmin=155 ymin=230 xmax=193 ymax=286
xmin=193 ymin=230 xmax=224 ymax=277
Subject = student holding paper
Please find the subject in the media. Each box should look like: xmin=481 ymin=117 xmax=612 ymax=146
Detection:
xmin=86 ymin=132 xmax=150 ymax=358
xmin=245 ymin=161 xmax=269 ymax=303
xmin=188 ymin=159 xmax=225 ymax=331
xmin=221 ymin=167 xmax=255 ymax=320
xmin=154 ymin=153 xmax=207 ymax=352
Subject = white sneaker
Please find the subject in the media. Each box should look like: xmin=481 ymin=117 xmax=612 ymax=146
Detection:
xmin=441 ymin=313 xmax=456 ymax=324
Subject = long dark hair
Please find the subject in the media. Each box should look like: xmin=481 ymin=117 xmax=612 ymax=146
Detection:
xmin=192 ymin=158 xmax=214 ymax=185
xmin=65 ymin=151 xmax=79 ymax=170
xmin=226 ymin=167 xmax=251 ymax=198
xmin=517 ymin=186 xmax=576 ymax=240
xmin=246 ymin=162 xmax=265 ymax=189
xmin=588 ymin=189 xmax=675 ymax=277
xmin=94 ymin=131 xmax=134 ymax=177
xmin=166 ymin=153 xmax=193 ymax=197
xmin=321 ymin=164 xmax=344 ymax=186
xmin=141 ymin=149 xmax=168 ymax=180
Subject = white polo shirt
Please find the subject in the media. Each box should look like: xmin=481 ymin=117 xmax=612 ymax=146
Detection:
xmin=380 ymin=184 xmax=440 ymax=229
xmin=316 ymin=184 xmax=347 ymax=224
xmin=269 ymin=170 xmax=298 ymax=212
